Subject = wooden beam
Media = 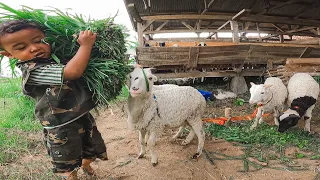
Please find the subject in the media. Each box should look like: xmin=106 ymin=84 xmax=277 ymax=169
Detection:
xmin=155 ymin=20 xmax=169 ymax=31
xmin=144 ymin=29 xmax=320 ymax=37
xmin=181 ymin=21 xmax=195 ymax=31
xmin=286 ymin=58 xmax=320 ymax=65
xmin=141 ymin=14 xmax=320 ymax=26
xmin=204 ymin=21 xmax=215 ymax=29
xmin=155 ymin=71 xmax=263 ymax=78
xmin=299 ymin=47 xmax=313 ymax=58
xmin=127 ymin=3 xmax=143 ymax=23
xmin=232 ymin=9 xmax=251 ymax=21
xmin=141 ymin=20 xmax=155 ymax=32
xmin=271 ymin=24 xmax=284 ymax=32
xmin=286 ymin=26 xmax=316 ymax=33
xmin=206 ymin=21 xmax=230 ymax=38
xmin=201 ymin=0 xmax=216 ymax=15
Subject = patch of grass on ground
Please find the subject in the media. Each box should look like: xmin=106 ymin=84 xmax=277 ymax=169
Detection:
xmin=205 ymin=122 xmax=320 ymax=171
xmin=0 ymin=78 xmax=40 ymax=165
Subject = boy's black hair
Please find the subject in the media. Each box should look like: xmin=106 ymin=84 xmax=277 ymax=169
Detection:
xmin=0 ymin=19 xmax=43 ymax=37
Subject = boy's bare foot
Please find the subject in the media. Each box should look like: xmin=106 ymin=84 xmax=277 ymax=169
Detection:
xmin=82 ymin=158 xmax=95 ymax=176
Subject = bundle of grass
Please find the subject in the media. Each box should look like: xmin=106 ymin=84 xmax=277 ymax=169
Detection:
xmin=0 ymin=2 xmax=131 ymax=106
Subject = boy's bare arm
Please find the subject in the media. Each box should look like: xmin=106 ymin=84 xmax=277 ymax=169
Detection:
xmin=63 ymin=30 xmax=97 ymax=80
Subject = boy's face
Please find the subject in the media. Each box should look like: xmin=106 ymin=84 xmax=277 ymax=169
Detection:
xmin=0 ymin=28 xmax=51 ymax=61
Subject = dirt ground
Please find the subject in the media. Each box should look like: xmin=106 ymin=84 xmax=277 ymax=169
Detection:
xmin=4 ymin=90 xmax=320 ymax=179
xmin=86 ymin=101 xmax=320 ymax=180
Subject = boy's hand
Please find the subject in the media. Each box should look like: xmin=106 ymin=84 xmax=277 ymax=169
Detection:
xmin=77 ymin=30 xmax=97 ymax=47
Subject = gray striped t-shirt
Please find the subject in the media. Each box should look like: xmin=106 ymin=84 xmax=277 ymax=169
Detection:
xmin=27 ymin=64 xmax=64 ymax=85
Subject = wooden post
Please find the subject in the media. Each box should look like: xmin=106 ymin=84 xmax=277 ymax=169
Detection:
xmin=214 ymin=33 xmax=218 ymax=40
xmin=317 ymin=27 xmax=320 ymax=45
xmin=279 ymin=35 xmax=284 ymax=43
xmin=137 ymin=23 xmax=144 ymax=47
xmin=256 ymin=23 xmax=261 ymax=41
xmin=230 ymin=21 xmax=239 ymax=43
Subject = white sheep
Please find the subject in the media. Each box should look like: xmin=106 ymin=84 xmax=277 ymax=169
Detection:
xmin=249 ymin=77 xmax=288 ymax=130
xmin=278 ymin=73 xmax=319 ymax=132
xmin=127 ymin=67 xmax=206 ymax=166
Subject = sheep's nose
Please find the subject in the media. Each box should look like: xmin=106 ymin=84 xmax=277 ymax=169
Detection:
xmin=132 ymin=87 xmax=139 ymax=91
xmin=249 ymin=100 xmax=253 ymax=104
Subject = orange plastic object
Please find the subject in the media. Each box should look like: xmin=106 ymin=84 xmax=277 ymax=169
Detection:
xmin=203 ymin=108 xmax=271 ymax=125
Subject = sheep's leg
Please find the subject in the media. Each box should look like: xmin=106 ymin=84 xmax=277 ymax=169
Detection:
xmin=250 ymin=107 xmax=262 ymax=130
xmin=273 ymin=107 xmax=280 ymax=126
xmin=304 ymin=105 xmax=315 ymax=132
xmin=147 ymin=131 xmax=158 ymax=166
xmin=138 ymin=130 xmax=147 ymax=158
xmin=171 ymin=125 xmax=185 ymax=141
xmin=258 ymin=109 xmax=264 ymax=124
xmin=182 ymin=129 xmax=195 ymax=146
xmin=189 ymin=119 xmax=205 ymax=159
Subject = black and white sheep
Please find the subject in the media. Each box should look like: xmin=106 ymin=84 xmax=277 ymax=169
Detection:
xmin=127 ymin=67 xmax=206 ymax=166
xmin=278 ymin=73 xmax=319 ymax=133
xmin=249 ymin=77 xmax=288 ymax=129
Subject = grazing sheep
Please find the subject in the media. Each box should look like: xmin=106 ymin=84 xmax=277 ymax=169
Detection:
xmin=278 ymin=73 xmax=319 ymax=133
xmin=127 ymin=67 xmax=206 ymax=166
xmin=249 ymin=77 xmax=288 ymax=130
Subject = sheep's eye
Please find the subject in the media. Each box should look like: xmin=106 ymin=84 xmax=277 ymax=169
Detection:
xmin=129 ymin=76 xmax=132 ymax=79
xmin=148 ymin=77 xmax=153 ymax=81
xmin=134 ymin=77 xmax=138 ymax=80
xmin=261 ymin=92 xmax=264 ymax=94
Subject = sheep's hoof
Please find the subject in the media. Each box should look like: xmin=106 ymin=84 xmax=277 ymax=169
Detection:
xmin=181 ymin=140 xmax=188 ymax=146
xmin=192 ymin=153 xmax=200 ymax=159
xmin=152 ymin=162 xmax=158 ymax=167
xmin=138 ymin=154 xmax=144 ymax=159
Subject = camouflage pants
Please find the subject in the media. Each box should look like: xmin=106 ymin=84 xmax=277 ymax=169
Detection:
xmin=43 ymin=113 xmax=108 ymax=173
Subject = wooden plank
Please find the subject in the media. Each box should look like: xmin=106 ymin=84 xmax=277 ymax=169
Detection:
xmin=232 ymin=9 xmax=251 ymax=21
xmin=188 ymin=47 xmax=200 ymax=68
xmin=286 ymin=58 xmax=320 ymax=64
xmin=285 ymin=64 xmax=320 ymax=72
xmin=141 ymin=20 xmax=155 ymax=32
xmin=181 ymin=21 xmax=194 ymax=31
xmin=141 ymin=14 xmax=320 ymax=26
xmin=127 ymin=3 xmax=143 ymax=23
xmin=206 ymin=21 xmax=230 ymax=38
xmin=299 ymin=47 xmax=313 ymax=58
xmin=155 ymin=71 xmax=263 ymax=78
xmin=155 ymin=21 xmax=169 ymax=31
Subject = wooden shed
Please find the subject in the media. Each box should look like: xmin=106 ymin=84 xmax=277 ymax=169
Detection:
xmin=123 ymin=0 xmax=320 ymax=78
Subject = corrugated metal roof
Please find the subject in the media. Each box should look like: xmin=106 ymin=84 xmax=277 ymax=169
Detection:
xmin=124 ymin=0 xmax=320 ymax=36
xmin=125 ymin=0 xmax=320 ymax=19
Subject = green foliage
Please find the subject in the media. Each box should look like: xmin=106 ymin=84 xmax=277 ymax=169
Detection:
xmin=235 ymin=98 xmax=245 ymax=106
xmin=0 ymin=3 xmax=131 ymax=106
xmin=205 ymin=122 xmax=320 ymax=153
xmin=0 ymin=78 xmax=40 ymax=164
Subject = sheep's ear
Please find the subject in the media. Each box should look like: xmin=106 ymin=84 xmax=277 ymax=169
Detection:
xmin=250 ymin=82 xmax=255 ymax=86
xmin=263 ymin=84 xmax=273 ymax=88
xmin=152 ymin=74 xmax=158 ymax=82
